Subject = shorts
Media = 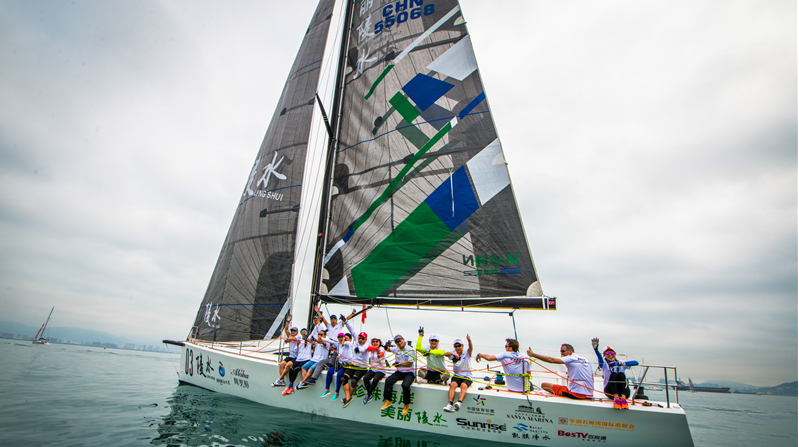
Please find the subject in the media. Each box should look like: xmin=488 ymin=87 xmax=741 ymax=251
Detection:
xmin=552 ymin=384 xmax=590 ymax=400
xmin=452 ymin=376 xmax=473 ymax=388
xmin=302 ymin=361 xmax=319 ymax=371
xmin=422 ymin=369 xmax=446 ymax=384
xmin=342 ymin=367 xmax=358 ymax=378
xmin=282 ymin=356 xmax=297 ymax=364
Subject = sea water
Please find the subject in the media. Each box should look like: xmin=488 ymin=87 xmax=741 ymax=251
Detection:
xmin=0 ymin=339 xmax=795 ymax=447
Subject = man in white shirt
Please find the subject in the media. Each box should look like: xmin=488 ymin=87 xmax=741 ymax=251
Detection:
xmin=272 ymin=322 xmax=300 ymax=387
xmin=443 ymin=334 xmax=473 ymax=412
xmin=476 ymin=338 xmax=530 ymax=393
xmin=527 ymin=344 xmax=594 ymax=400
xmin=380 ymin=334 xmax=417 ymax=416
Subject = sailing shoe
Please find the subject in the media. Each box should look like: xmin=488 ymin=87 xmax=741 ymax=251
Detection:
xmin=613 ymin=398 xmax=622 ymax=410
xmin=282 ymin=386 xmax=295 ymax=396
xmin=402 ymin=404 xmax=410 ymax=416
xmin=380 ymin=400 xmax=392 ymax=410
xmin=272 ymin=379 xmax=286 ymax=387
xmin=330 ymin=393 xmax=338 ymax=401
xmin=363 ymin=394 xmax=374 ymax=405
xmin=620 ymin=398 xmax=629 ymax=409
xmin=306 ymin=378 xmax=316 ymax=385
xmin=320 ymin=391 xmax=330 ymax=398
xmin=297 ymin=382 xmax=309 ymax=390
xmin=343 ymin=398 xmax=352 ymax=408
xmin=443 ymin=404 xmax=455 ymax=413
xmin=454 ymin=401 xmax=462 ymax=411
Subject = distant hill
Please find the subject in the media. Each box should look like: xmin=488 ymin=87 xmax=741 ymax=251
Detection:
xmin=658 ymin=378 xmax=798 ymax=396
xmin=757 ymin=381 xmax=798 ymax=396
xmin=0 ymin=321 xmax=136 ymax=346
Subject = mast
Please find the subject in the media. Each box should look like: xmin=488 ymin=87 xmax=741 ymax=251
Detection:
xmin=307 ymin=0 xmax=355 ymax=330
xmin=36 ymin=306 xmax=54 ymax=339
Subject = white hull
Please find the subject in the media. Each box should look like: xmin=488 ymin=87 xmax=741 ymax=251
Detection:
xmin=175 ymin=340 xmax=693 ymax=446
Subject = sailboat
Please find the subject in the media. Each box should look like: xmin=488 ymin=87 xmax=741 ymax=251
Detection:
xmin=164 ymin=1 xmax=694 ymax=445
xmin=32 ymin=306 xmax=54 ymax=345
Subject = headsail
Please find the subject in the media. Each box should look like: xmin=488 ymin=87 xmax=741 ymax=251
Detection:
xmin=320 ymin=0 xmax=548 ymax=309
xmin=192 ymin=0 xmax=336 ymax=342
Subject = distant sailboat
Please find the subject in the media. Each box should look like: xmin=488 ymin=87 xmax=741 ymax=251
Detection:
xmin=32 ymin=306 xmax=54 ymax=345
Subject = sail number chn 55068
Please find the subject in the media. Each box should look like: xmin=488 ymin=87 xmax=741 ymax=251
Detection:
xmin=374 ymin=0 xmax=436 ymax=34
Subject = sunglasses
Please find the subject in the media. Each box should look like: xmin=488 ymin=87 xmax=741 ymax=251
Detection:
xmin=604 ymin=351 xmax=616 ymax=355
xmin=560 ymin=349 xmax=568 ymax=353
xmin=453 ymin=344 xmax=463 ymax=347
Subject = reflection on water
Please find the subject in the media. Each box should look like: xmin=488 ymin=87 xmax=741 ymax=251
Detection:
xmin=152 ymin=384 xmax=497 ymax=447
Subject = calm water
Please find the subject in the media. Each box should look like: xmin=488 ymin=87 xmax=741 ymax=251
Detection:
xmin=0 ymin=339 xmax=795 ymax=447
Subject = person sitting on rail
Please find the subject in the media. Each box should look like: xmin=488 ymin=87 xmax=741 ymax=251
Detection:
xmin=318 ymin=332 xmax=345 ymax=398
xmin=362 ymin=337 xmax=387 ymax=404
xmin=341 ymin=331 xmax=370 ymax=408
xmin=380 ymin=333 xmax=417 ymax=416
xmin=298 ymin=328 xmax=330 ymax=389
xmin=282 ymin=328 xmax=313 ymax=395
xmin=307 ymin=315 xmax=353 ymax=387
xmin=527 ymin=343 xmax=594 ymax=400
xmin=443 ymin=334 xmax=474 ymax=412
xmin=416 ymin=327 xmax=449 ymax=385
xmin=328 ymin=332 xmax=354 ymax=401
xmin=272 ymin=321 xmax=300 ymax=387
xmin=592 ymin=337 xmax=638 ymax=409
xmin=476 ymin=338 xmax=530 ymax=392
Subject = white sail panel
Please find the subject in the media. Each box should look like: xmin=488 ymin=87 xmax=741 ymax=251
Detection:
xmin=426 ymin=35 xmax=477 ymax=81
xmin=466 ymin=139 xmax=510 ymax=205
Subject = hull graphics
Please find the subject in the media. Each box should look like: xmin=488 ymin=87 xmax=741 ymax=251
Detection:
xmin=177 ymin=342 xmax=693 ymax=446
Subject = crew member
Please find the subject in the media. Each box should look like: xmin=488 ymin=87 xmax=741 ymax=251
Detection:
xmin=380 ymin=334 xmax=416 ymax=416
xmin=527 ymin=344 xmax=594 ymax=399
xmin=443 ymin=334 xmax=473 ymax=412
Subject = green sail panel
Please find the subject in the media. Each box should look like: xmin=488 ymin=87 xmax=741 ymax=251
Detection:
xmin=322 ymin=0 xmax=543 ymax=306
xmin=191 ymin=0 xmax=335 ymax=342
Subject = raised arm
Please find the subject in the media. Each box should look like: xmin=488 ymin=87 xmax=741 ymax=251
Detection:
xmin=467 ymin=334 xmax=473 ymax=357
xmin=342 ymin=309 xmax=358 ymax=322
xmin=592 ymin=337 xmax=604 ymax=368
xmin=475 ymin=353 xmax=498 ymax=362
xmin=315 ymin=305 xmax=329 ymax=327
xmin=344 ymin=320 xmax=355 ymax=336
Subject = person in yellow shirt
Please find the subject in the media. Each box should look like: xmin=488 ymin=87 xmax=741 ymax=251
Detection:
xmin=416 ymin=327 xmax=449 ymax=384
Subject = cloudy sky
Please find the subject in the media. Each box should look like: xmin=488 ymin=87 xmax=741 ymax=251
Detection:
xmin=1 ymin=1 xmax=795 ymax=386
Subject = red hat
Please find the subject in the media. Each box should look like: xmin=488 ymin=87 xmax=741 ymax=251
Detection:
xmin=358 ymin=332 xmax=367 ymax=339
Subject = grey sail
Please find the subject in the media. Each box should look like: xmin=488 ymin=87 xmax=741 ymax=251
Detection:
xmin=192 ymin=0 xmax=336 ymax=342
xmin=319 ymin=0 xmax=549 ymax=309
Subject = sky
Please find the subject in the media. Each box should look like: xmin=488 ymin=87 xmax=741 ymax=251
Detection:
xmin=0 ymin=0 xmax=795 ymax=387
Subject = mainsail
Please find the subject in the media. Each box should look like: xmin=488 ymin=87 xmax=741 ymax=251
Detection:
xmin=320 ymin=0 xmax=548 ymax=309
xmin=192 ymin=0 xmax=336 ymax=342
